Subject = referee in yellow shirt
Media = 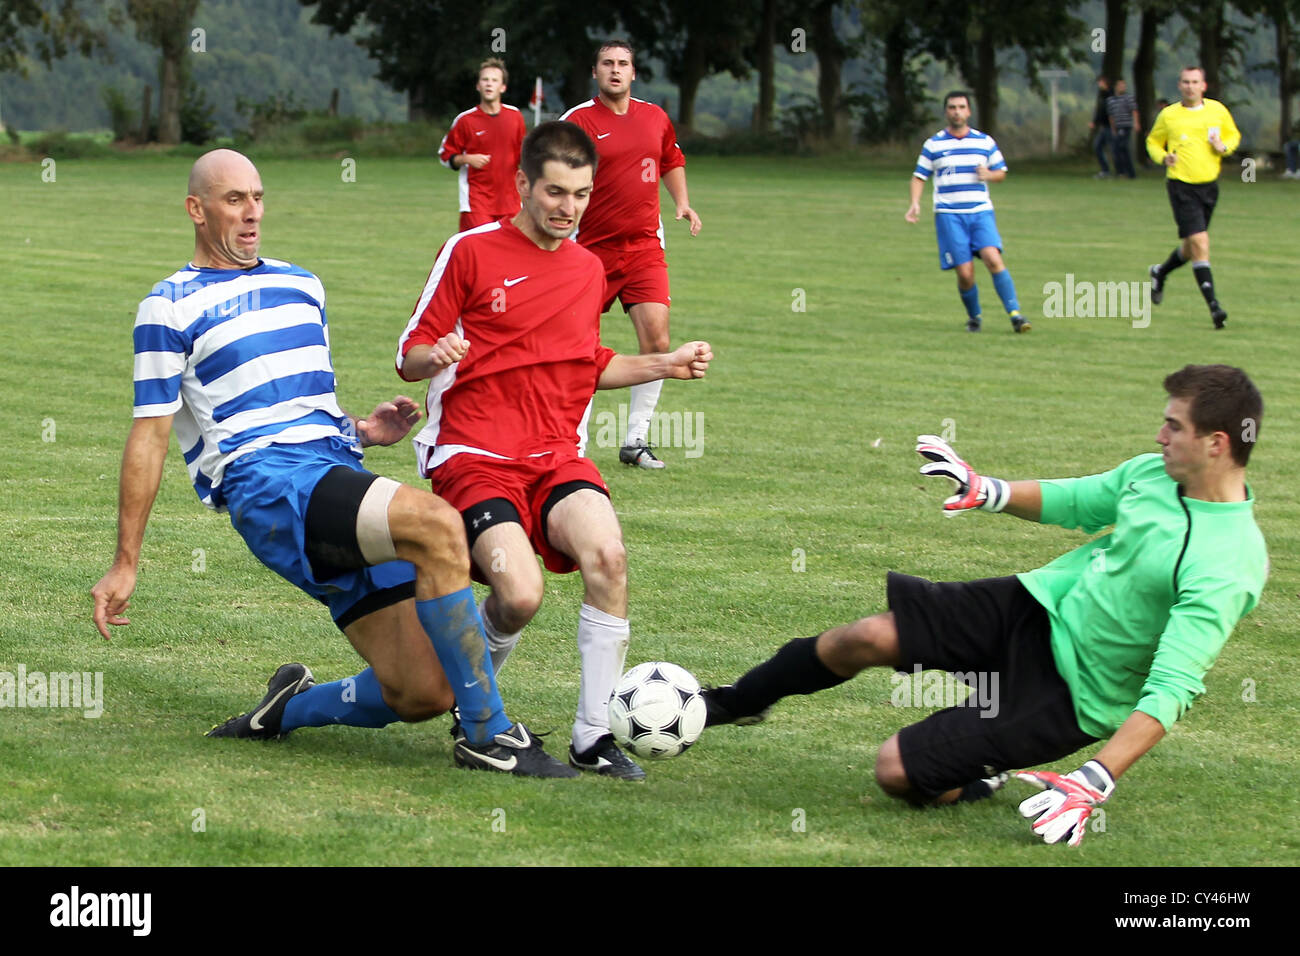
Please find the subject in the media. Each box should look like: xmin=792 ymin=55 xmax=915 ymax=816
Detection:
xmin=1146 ymin=66 xmax=1241 ymax=329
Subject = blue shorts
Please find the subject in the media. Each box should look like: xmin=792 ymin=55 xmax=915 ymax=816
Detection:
xmin=935 ymin=211 xmax=1002 ymax=270
xmin=220 ymin=438 xmax=416 ymax=628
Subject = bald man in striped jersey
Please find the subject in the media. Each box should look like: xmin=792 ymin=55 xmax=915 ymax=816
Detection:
xmin=91 ymin=149 xmax=575 ymax=777
xmin=906 ymin=91 xmax=1028 ymax=334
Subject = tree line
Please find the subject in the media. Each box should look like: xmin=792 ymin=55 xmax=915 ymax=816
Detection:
xmin=3 ymin=0 xmax=1297 ymax=146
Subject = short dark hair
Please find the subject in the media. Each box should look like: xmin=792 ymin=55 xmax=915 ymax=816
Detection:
xmin=1163 ymin=364 xmax=1263 ymax=466
xmin=520 ymin=121 xmax=598 ymax=184
xmin=594 ymin=39 xmax=635 ymax=69
xmin=479 ymin=57 xmax=508 ymax=87
xmin=943 ymin=90 xmax=970 ymax=109
xmin=1180 ymin=65 xmax=1206 ymax=80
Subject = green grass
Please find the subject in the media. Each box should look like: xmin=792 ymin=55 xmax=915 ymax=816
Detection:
xmin=2 ymin=153 xmax=1297 ymax=866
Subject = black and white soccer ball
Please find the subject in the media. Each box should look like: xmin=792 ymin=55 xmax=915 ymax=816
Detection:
xmin=608 ymin=662 xmax=707 ymax=759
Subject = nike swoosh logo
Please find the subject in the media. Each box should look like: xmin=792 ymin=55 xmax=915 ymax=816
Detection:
xmin=503 ymin=276 xmax=528 ymax=286
xmin=475 ymin=130 xmax=486 ymax=135
xmin=249 ymin=683 xmax=298 ymax=731
xmin=597 ymin=132 xmax=612 ymax=139
xmin=466 ymin=748 xmax=517 ymax=771
xmin=463 ymin=680 xmax=479 ymax=689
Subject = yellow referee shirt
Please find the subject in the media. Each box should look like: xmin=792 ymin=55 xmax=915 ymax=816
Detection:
xmin=1146 ymin=99 xmax=1241 ymax=183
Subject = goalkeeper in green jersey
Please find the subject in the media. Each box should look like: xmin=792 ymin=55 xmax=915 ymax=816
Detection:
xmin=703 ymin=365 xmax=1266 ymax=846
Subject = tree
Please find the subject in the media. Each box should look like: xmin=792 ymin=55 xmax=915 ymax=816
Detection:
xmin=0 ymin=0 xmax=111 ymax=74
xmin=300 ymin=1 xmax=483 ymax=120
xmin=1100 ymin=0 xmax=1128 ymax=84
xmin=1236 ymin=0 xmax=1300 ymax=146
xmin=915 ymin=0 xmax=1082 ymax=138
xmin=126 ymin=0 xmax=200 ymax=144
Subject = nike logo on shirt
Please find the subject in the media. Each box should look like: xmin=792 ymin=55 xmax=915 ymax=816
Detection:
xmin=597 ymin=132 xmax=612 ymax=139
xmin=503 ymin=276 xmax=528 ymax=287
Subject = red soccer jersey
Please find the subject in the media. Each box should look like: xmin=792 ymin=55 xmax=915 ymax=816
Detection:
xmin=438 ymin=105 xmax=527 ymax=219
xmin=396 ymin=220 xmax=614 ymax=468
xmin=560 ymin=97 xmax=685 ymax=250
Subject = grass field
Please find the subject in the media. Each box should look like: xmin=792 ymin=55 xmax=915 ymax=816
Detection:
xmin=2 ymin=151 xmax=1297 ymax=868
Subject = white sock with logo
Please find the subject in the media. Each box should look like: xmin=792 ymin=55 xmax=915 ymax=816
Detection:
xmin=573 ymin=603 xmax=630 ymax=752
xmin=480 ymin=597 xmax=522 ymax=675
xmin=625 ymin=380 xmax=664 ymax=446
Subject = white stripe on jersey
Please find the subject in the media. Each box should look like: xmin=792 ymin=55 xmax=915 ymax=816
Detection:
xmin=395 ymin=221 xmax=500 ymax=374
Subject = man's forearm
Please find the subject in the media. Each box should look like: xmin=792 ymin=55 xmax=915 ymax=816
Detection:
xmin=113 ymin=418 xmax=172 ymax=567
xmin=1094 ymin=711 xmax=1166 ymax=780
xmin=662 ymin=166 xmax=690 ymax=208
xmin=1001 ymin=480 xmax=1042 ymax=522
xmin=909 ymin=175 xmax=925 ymax=207
xmin=599 ymin=353 xmax=681 ymax=389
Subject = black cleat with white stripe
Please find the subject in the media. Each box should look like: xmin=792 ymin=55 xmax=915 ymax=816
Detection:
xmin=207 ymin=663 xmax=315 ymax=739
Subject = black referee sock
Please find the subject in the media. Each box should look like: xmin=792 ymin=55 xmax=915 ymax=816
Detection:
xmin=728 ymin=636 xmax=848 ymax=716
xmin=1156 ymin=247 xmax=1186 ymax=278
xmin=1192 ymin=261 xmax=1217 ymax=306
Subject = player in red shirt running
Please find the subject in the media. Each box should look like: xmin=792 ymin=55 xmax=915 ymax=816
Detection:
xmin=439 ymin=58 xmax=527 ymax=232
xmin=561 ymin=40 xmax=702 ymax=470
xmin=397 ymin=121 xmax=713 ymax=779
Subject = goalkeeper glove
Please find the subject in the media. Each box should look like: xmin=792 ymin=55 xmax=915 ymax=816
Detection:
xmin=915 ymin=435 xmax=1011 ymax=514
xmin=1015 ymin=759 xmax=1115 ymax=847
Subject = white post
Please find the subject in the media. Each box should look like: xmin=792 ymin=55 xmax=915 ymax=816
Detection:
xmin=1040 ymin=70 xmax=1070 ymax=155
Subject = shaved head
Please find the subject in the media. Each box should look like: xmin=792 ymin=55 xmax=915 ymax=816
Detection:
xmin=186 ymin=148 xmax=265 ymax=270
xmin=188 ymin=148 xmax=258 ymax=198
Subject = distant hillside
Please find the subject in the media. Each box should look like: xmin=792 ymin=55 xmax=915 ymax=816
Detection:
xmin=0 ymin=0 xmax=1287 ymax=150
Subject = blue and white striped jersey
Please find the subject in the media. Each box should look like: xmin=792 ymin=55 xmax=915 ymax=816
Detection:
xmin=132 ymin=258 xmax=358 ymax=509
xmin=913 ymin=128 xmax=1005 ymax=214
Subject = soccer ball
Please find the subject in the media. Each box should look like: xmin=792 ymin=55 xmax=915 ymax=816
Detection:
xmin=608 ymin=662 xmax=707 ymax=759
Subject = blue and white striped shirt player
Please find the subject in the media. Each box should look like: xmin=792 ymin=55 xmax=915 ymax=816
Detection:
xmin=132 ymin=258 xmax=357 ymax=510
xmin=913 ymin=129 xmax=1006 ymax=214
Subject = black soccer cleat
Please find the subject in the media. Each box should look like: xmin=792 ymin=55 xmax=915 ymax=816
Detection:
xmin=207 ymin=663 xmax=315 ymax=739
xmin=966 ymin=316 xmax=982 ymax=333
xmin=453 ymin=722 xmax=579 ymax=778
xmin=1148 ymin=265 xmax=1164 ymax=305
xmin=1010 ymin=313 xmax=1031 ymax=333
xmin=620 ymin=441 xmax=666 ymax=470
xmin=568 ymin=734 xmax=646 ymax=781
xmin=701 ymin=685 xmax=770 ymax=728
xmin=1210 ymin=302 xmax=1227 ymax=329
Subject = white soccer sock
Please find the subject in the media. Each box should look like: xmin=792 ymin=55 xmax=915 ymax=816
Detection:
xmin=480 ymin=597 xmax=522 ymax=675
xmin=573 ymin=602 xmax=630 ymax=752
xmin=625 ymin=380 xmax=664 ymax=446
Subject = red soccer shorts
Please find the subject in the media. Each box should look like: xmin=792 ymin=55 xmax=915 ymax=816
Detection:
xmin=430 ymin=451 xmax=609 ymax=574
xmin=589 ymin=243 xmax=671 ymax=313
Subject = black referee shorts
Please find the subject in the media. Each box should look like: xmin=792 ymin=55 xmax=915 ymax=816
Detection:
xmin=887 ymin=572 xmax=1098 ymax=800
xmin=1167 ymin=178 xmax=1218 ymax=238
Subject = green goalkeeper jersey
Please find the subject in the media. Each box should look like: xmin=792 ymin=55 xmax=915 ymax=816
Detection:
xmin=1017 ymin=453 xmax=1267 ymax=738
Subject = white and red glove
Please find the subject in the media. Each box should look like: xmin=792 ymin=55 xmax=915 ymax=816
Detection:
xmin=915 ymin=435 xmax=1011 ymax=514
xmin=1015 ymin=760 xmax=1115 ymax=847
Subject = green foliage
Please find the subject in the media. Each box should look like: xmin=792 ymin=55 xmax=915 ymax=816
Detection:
xmin=26 ymin=129 xmax=113 ymax=157
xmin=179 ymin=76 xmax=216 ymax=145
xmin=102 ymin=85 xmax=136 ymax=141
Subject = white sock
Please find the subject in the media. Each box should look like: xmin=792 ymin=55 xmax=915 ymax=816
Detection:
xmin=480 ymin=597 xmax=522 ymax=675
xmin=573 ymin=602 xmax=630 ymax=752
xmin=625 ymin=380 xmax=664 ymax=446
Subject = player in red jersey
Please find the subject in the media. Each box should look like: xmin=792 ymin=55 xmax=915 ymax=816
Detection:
xmin=397 ymin=121 xmax=713 ymax=779
xmin=438 ymin=58 xmax=527 ymax=232
xmin=560 ymin=40 xmax=702 ymax=470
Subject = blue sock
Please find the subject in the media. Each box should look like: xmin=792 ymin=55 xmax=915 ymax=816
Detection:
xmin=416 ymin=588 xmax=511 ymax=745
xmin=959 ymin=284 xmax=981 ymax=320
xmin=281 ymin=667 xmax=399 ymax=732
xmin=991 ymin=269 xmax=1020 ymax=314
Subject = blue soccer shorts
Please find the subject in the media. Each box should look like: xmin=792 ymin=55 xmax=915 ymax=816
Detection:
xmin=219 ymin=437 xmax=416 ymax=629
xmin=934 ymin=210 xmax=1002 ymax=270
